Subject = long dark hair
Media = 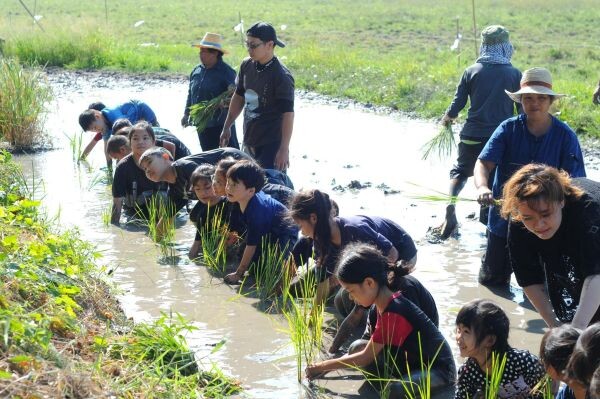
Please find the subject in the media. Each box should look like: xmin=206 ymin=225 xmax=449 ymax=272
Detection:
xmin=288 ymin=189 xmax=333 ymax=265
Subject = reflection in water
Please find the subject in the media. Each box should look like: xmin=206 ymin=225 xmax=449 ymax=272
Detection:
xmin=14 ymin=72 xmax=598 ymax=398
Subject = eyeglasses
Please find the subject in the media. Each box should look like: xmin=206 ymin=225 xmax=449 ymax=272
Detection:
xmin=245 ymin=41 xmax=264 ymax=50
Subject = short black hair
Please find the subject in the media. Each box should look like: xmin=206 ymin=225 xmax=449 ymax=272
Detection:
xmin=106 ymin=135 xmax=129 ymax=155
xmin=190 ymin=164 xmax=216 ymax=186
xmin=88 ymin=102 xmax=106 ymax=111
xmin=226 ymin=160 xmax=265 ymax=191
xmin=539 ymin=325 xmax=581 ymax=373
xmin=78 ymin=109 xmax=97 ymax=130
xmin=112 ymin=118 xmax=132 ymax=134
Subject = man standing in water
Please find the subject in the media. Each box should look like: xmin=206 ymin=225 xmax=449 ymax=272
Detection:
xmin=435 ymin=26 xmax=521 ymax=239
xmin=219 ymin=22 xmax=295 ymax=172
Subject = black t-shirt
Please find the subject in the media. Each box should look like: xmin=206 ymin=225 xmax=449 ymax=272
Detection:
xmin=367 ymin=292 xmax=455 ymax=379
xmin=509 ymin=177 xmax=600 ymax=323
xmin=155 ymin=131 xmax=191 ymax=160
xmin=262 ymin=182 xmax=294 ymax=206
xmin=169 ymin=148 xmax=251 ymax=202
xmin=112 ymin=154 xmax=165 ymax=211
xmin=235 ymin=56 xmax=295 ymax=147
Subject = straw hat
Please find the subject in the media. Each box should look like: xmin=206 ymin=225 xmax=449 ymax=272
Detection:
xmin=192 ymin=32 xmax=227 ymax=54
xmin=505 ymin=67 xmax=565 ymax=103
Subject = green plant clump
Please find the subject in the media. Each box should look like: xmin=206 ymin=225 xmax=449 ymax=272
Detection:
xmin=0 ymin=58 xmax=52 ymax=150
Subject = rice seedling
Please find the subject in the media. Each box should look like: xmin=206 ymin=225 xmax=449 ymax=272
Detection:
xmin=281 ymin=267 xmax=325 ymax=382
xmin=252 ymin=237 xmax=290 ymax=301
xmin=0 ymin=58 xmax=52 ymax=150
xmin=532 ymin=374 xmax=554 ymax=399
xmin=421 ymin=124 xmax=456 ymax=160
xmin=65 ymin=131 xmax=84 ymax=162
xmin=199 ymin=204 xmax=229 ymax=275
xmin=355 ymin=332 xmax=444 ymax=399
xmin=485 ymin=351 xmax=508 ymax=399
xmin=101 ymin=204 xmax=111 ymax=227
xmin=405 ymin=181 xmax=502 ymax=207
xmin=143 ymin=194 xmax=177 ymax=260
xmin=189 ymin=86 xmax=235 ymax=134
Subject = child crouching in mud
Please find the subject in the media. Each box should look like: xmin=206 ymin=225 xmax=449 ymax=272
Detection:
xmin=305 ymin=243 xmax=456 ymax=398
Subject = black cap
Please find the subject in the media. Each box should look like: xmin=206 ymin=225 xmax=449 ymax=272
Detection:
xmin=246 ymin=22 xmax=286 ymax=48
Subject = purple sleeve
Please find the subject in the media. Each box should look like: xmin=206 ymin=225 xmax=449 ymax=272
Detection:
xmin=345 ymin=223 xmax=393 ymax=254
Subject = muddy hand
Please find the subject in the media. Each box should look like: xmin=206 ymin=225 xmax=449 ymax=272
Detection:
xmin=477 ymin=187 xmax=495 ymax=206
xmin=224 ymin=272 xmax=240 ymax=284
xmin=441 ymin=113 xmax=454 ymax=127
xmin=305 ymin=364 xmax=325 ymax=380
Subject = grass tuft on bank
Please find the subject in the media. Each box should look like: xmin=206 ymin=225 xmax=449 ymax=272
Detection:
xmin=0 ymin=151 xmax=241 ymax=397
xmin=0 ymin=58 xmax=52 ymax=150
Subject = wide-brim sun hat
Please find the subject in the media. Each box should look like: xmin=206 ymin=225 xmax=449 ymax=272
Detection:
xmin=192 ymin=32 xmax=228 ymax=54
xmin=505 ymin=67 xmax=566 ymax=103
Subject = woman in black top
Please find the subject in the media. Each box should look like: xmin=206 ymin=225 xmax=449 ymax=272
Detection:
xmin=501 ymin=164 xmax=600 ymax=328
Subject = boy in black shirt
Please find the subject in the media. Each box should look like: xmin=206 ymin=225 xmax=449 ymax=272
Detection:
xmin=220 ymin=22 xmax=295 ymax=171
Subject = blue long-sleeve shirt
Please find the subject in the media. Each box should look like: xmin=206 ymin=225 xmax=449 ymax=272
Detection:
xmin=446 ymin=63 xmax=522 ymax=138
xmin=184 ymin=59 xmax=236 ymax=129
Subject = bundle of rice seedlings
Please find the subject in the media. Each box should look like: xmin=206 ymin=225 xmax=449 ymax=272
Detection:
xmin=253 ymin=238 xmax=289 ymax=301
xmin=421 ymin=125 xmax=455 ymax=160
xmin=189 ymin=86 xmax=235 ymax=134
xmin=199 ymin=205 xmax=228 ymax=275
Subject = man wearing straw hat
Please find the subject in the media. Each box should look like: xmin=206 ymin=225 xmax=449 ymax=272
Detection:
xmin=182 ymin=32 xmax=239 ymax=151
xmin=220 ymin=21 xmax=295 ymax=172
xmin=474 ymin=67 xmax=586 ymax=286
xmin=436 ymin=25 xmax=521 ymax=240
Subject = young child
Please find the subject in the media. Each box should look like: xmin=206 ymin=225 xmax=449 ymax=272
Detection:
xmin=107 ymin=126 xmax=189 ymax=163
xmin=213 ymin=157 xmax=294 ymax=205
xmin=455 ymin=299 xmax=545 ymax=399
xmin=139 ymin=147 xmax=250 ymax=205
xmin=187 ymin=164 xmax=235 ymax=260
xmin=567 ymin=323 xmax=600 ymax=396
xmin=305 ymin=243 xmax=456 ymax=398
xmin=539 ymin=325 xmax=585 ymax=399
xmin=111 ymin=122 xmax=178 ymax=224
xmin=78 ymin=100 xmax=158 ymax=168
xmin=222 ymin=160 xmax=298 ymax=285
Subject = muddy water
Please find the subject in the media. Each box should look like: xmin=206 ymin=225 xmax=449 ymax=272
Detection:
xmin=15 ymin=71 xmax=600 ymax=398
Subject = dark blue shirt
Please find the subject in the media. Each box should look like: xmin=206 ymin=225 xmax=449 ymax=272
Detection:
xmin=479 ymin=114 xmax=586 ymax=237
xmin=447 ymin=63 xmax=522 ymax=138
xmin=242 ymin=191 xmax=298 ymax=248
xmin=102 ymin=100 xmax=158 ymax=140
xmin=185 ymin=59 xmax=237 ymax=129
xmin=322 ymin=216 xmax=417 ymax=275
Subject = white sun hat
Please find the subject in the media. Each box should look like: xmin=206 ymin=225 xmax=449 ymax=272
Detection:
xmin=505 ymin=67 xmax=566 ymax=103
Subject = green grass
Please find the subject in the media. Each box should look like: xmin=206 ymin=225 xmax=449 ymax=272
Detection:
xmin=1 ymin=0 xmax=599 ymax=135
xmin=0 ymin=58 xmax=52 ymax=150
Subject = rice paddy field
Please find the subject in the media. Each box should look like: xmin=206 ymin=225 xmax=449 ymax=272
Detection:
xmin=1 ymin=0 xmax=600 ymax=135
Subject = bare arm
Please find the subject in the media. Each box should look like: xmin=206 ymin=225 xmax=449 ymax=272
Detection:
xmin=220 ymin=93 xmax=245 ymax=147
xmin=523 ymin=284 xmax=560 ymax=327
xmin=474 ymin=159 xmax=497 ymax=205
xmin=329 ymin=305 xmax=367 ymax=354
xmin=571 ymin=274 xmax=600 ymax=328
xmin=306 ymin=339 xmax=382 ymax=379
xmin=103 ymin=140 xmax=112 ymax=170
xmin=80 ymin=136 xmax=99 ymax=160
xmin=111 ymin=197 xmax=123 ymax=225
xmin=274 ymin=112 xmax=294 ymax=171
xmin=188 ymin=240 xmax=201 ymax=260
